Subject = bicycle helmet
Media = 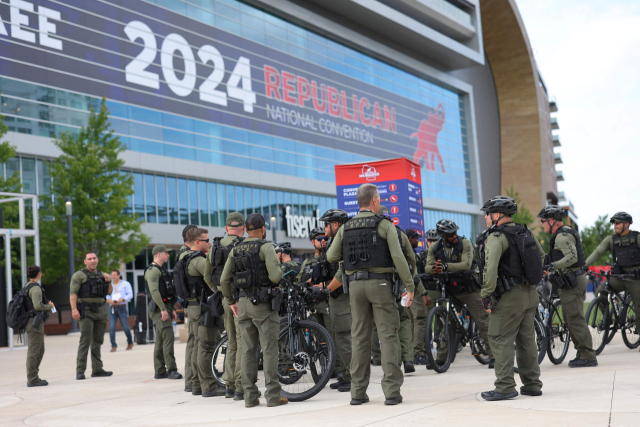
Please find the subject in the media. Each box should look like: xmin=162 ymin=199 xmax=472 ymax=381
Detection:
xmin=480 ymin=195 xmax=518 ymax=215
xmin=537 ymin=205 xmax=566 ymax=221
xmin=610 ymin=212 xmax=633 ymax=225
xmin=275 ymin=242 xmax=292 ymax=254
xmin=436 ymin=219 xmax=459 ymax=235
xmin=309 ymin=227 xmax=325 ymax=240
xmin=425 ymin=229 xmax=439 ymax=241
xmin=320 ymin=209 xmax=349 ymax=224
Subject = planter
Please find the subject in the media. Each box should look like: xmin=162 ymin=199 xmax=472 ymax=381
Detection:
xmin=44 ymin=323 xmax=72 ymax=336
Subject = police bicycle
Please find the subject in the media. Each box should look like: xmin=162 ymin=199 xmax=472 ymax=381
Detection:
xmin=276 ymin=271 xmax=336 ymax=401
xmin=537 ymin=279 xmax=570 ymax=364
xmin=585 ymin=270 xmax=639 ymax=354
xmin=421 ymin=272 xmax=492 ymax=373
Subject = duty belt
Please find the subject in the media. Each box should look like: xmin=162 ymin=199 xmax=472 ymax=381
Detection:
xmin=78 ymin=301 xmax=105 ymax=310
xmin=238 ymin=290 xmax=259 ymax=298
xmin=347 ymin=271 xmax=394 ymax=282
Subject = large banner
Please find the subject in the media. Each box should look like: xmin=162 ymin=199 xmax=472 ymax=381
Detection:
xmin=335 ymin=158 xmax=426 ymax=251
xmin=0 ymin=0 xmax=451 ymax=166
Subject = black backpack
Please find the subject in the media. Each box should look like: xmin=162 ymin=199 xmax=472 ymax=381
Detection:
xmin=6 ymin=284 xmax=36 ymax=331
xmin=209 ymin=236 xmax=245 ymax=287
xmin=501 ymin=224 xmax=544 ymax=286
xmin=173 ymin=252 xmax=204 ymax=300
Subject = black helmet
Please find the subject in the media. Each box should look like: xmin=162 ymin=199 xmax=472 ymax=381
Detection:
xmin=480 ymin=195 xmax=518 ymax=215
xmin=436 ymin=219 xmax=459 ymax=235
xmin=425 ymin=229 xmax=439 ymax=241
xmin=537 ymin=206 xmax=566 ymax=221
xmin=275 ymin=242 xmax=292 ymax=254
xmin=610 ymin=212 xmax=633 ymax=225
xmin=320 ymin=209 xmax=349 ymax=224
xmin=309 ymin=227 xmax=325 ymax=240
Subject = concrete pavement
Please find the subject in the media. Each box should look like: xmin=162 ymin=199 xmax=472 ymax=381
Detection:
xmin=1 ymin=330 xmax=638 ymax=427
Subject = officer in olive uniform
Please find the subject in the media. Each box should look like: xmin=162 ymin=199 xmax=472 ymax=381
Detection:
xmin=70 ymin=252 xmax=113 ymax=380
xmin=180 ymin=227 xmax=224 ymax=397
xmin=479 ymin=196 xmax=544 ymax=401
xmin=219 ymin=213 xmax=288 ymax=408
xmin=180 ymin=224 xmax=196 ymax=391
xmin=586 ymin=212 xmax=640 ymax=344
xmin=203 ymin=212 xmax=246 ymax=399
xmin=145 ymin=245 xmax=182 ymax=380
xmin=327 ymin=184 xmax=414 ymax=406
xmin=538 ymin=206 xmax=598 ymax=367
xmin=410 ymin=229 xmax=437 ymax=365
xmin=425 ymin=219 xmax=494 ymax=368
xmin=24 ymin=265 xmax=54 ymax=387
xmin=319 ymin=209 xmax=354 ymax=392
xmin=275 ymin=242 xmax=301 ymax=276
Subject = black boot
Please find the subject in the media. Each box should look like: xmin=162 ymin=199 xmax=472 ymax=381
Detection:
xmin=481 ymin=390 xmax=518 ymax=401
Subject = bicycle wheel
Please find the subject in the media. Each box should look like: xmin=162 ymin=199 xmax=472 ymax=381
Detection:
xmin=211 ymin=334 xmax=228 ymax=388
xmin=425 ymin=306 xmax=455 ymax=373
xmin=621 ymin=296 xmax=640 ymax=349
xmin=606 ymin=306 xmax=618 ymax=344
xmin=546 ymin=302 xmax=570 ymax=364
xmin=469 ymin=317 xmax=491 ymax=365
xmin=277 ymin=320 xmax=335 ymax=401
xmin=585 ymin=297 xmax=610 ymax=355
xmin=534 ymin=315 xmax=547 ymax=365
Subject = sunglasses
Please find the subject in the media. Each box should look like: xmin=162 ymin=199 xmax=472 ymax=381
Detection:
xmin=196 ymin=238 xmax=210 ymax=243
xmin=316 ymin=237 xmax=329 ymax=241
xmin=613 ymin=221 xmax=625 ymax=225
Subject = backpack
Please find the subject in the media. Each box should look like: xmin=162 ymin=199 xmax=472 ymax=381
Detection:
xmin=209 ymin=236 xmax=245 ymax=287
xmin=6 ymin=284 xmax=36 ymax=331
xmin=173 ymin=252 xmax=205 ymax=300
xmin=500 ymin=224 xmax=544 ymax=286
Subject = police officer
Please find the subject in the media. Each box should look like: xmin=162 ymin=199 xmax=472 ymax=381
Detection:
xmin=70 ymin=252 xmax=113 ymax=380
xmin=276 ymin=242 xmax=301 ymax=275
xmin=180 ymin=224 xmax=196 ymax=391
xmin=319 ymin=209 xmax=354 ymax=392
xmin=24 ymin=265 xmax=54 ymax=387
xmin=145 ymin=245 xmax=182 ymax=380
xmin=585 ymin=211 xmax=640 ymax=346
xmin=203 ymin=212 xmax=246 ymax=399
xmin=425 ymin=219 xmax=494 ymax=369
xmin=180 ymin=227 xmax=224 ymax=397
xmin=539 ymin=206 xmax=597 ymax=367
xmin=479 ymin=196 xmax=544 ymax=401
xmin=410 ymin=229 xmax=437 ymax=365
xmin=219 ymin=213 xmax=288 ymax=408
xmin=327 ymin=184 xmax=414 ymax=406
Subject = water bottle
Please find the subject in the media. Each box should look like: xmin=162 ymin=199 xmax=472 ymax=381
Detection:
xmin=172 ymin=320 xmax=177 ymax=335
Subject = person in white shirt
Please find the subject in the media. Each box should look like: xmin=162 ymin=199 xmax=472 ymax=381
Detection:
xmin=107 ymin=270 xmax=134 ymax=352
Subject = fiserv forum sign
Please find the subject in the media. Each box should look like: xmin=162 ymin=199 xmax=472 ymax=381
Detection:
xmin=0 ymin=0 xmax=452 ymax=165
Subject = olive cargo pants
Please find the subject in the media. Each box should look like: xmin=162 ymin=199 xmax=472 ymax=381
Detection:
xmin=488 ymin=284 xmax=542 ymax=394
xmin=77 ymin=303 xmax=108 ymax=373
xmin=608 ymin=277 xmax=640 ymax=333
xmin=184 ymin=301 xmax=195 ymax=388
xmin=222 ymin=299 xmax=242 ymax=393
xmin=311 ymin=302 xmax=339 ymax=375
xmin=186 ymin=304 xmax=221 ymax=393
xmin=558 ymin=275 xmax=596 ymax=361
xmin=408 ymin=289 xmax=438 ymax=357
xmin=26 ymin=317 xmax=45 ymax=384
xmin=329 ymin=293 xmax=352 ymax=382
xmin=238 ymin=298 xmax=281 ymax=406
xmin=372 ymin=305 xmax=413 ymax=364
xmin=350 ymin=279 xmax=403 ymax=399
xmin=150 ymin=307 xmax=177 ymax=375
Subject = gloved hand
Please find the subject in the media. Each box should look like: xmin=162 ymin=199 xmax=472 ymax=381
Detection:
xmin=544 ymin=263 xmax=556 ymax=273
xmin=482 ymin=296 xmax=492 ymax=311
xmin=310 ymin=286 xmax=327 ymax=303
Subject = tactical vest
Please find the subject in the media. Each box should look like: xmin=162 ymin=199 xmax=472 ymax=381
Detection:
xmin=23 ymin=283 xmax=49 ymax=319
xmin=433 ymin=237 xmax=477 ymax=292
xmin=300 ymin=257 xmax=317 ymax=283
xmin=342 ymin=214 xmax=395 ymax=271
xmin=209 ymin=236 xmax=245 ymax=287
xmin=77 ymin=269 xmax=110 ymax=299
xmin=185 ymin=251 xmax=211 ymax=299
xmin=145 ymin=264 xmax=177 ymax=302
xmin=283 ymin=260 xmax=302 ymax=275
xmin=613 ymin=231 xmax=640 ymax=268
xmin=494 ymin=225 xmax=527 ymax=282
xmin=549 ymin=226 xmax=586 ymax=269
xmin=231 ymin=240 xmax=275 ymax=290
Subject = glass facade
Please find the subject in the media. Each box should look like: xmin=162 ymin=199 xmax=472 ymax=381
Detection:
xmin=5 ymin=155 xmax=337 ymax=231
xmin=0 ymin=0 xmax=473 ymax=203
xmin=423 ymin=208 xmax=477 ymax=242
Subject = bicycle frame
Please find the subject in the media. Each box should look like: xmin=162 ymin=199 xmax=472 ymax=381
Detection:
xmin=590 ymin=271 xmax=634 ymax=330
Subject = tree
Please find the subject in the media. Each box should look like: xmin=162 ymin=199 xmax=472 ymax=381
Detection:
xmin=40 ymin=98 xmax=149 ymax=284
xmin=581 ymin=214 xmax=613 ymax=266
xmin=504 ymin=186 xmax=535 ymax=227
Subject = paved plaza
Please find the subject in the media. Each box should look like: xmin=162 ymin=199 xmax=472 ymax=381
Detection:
xmin=1 ymin=330 xmax=638 ymax=427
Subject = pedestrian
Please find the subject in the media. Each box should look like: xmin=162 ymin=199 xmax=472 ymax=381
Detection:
xmin=107 ymin=270 xmax=134 ymax=352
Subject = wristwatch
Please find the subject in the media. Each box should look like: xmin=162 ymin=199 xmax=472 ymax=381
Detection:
xmin=325 ymin=288 xmax=331 ymax=298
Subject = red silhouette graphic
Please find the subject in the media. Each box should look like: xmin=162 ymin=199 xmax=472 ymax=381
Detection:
xmin=411 ymin=104 xmax=445 ymax=173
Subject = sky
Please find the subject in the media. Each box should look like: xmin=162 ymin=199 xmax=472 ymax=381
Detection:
xmin=515 ymin=0 xmax=640 ymax=229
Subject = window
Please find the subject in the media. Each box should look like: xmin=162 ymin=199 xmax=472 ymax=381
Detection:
xmin=145 ymin=174 xmax=156 ymax=223
xmin=21 ymin=157 xmax=36 ymax=194
xmin=133 ymin=172 xmax=144 ymax=222
xmin=199 ymin=181 xmax=209 ymax=226
xmin=167 ymin=177 xmax=179 ymax=224
xmin=245 ymin=186 xmax=253 ymax=216
xmin=178 ymin=178 xmax=188 ymax=225
xmin=236 ymin=185 xmax=244 ymax=217
xmin=189 ymin=180 xmax=199 ymax=225
xmin=157 ymin=175 xmax=167 ymax=224
xmin=208 ymin=182 xmax=218 ymax=227
xmin=218 ymin=183 xmax=227 ymax=226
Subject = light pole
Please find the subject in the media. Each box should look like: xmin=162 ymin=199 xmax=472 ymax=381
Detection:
xmin=66 ymin=198 xmax=79 ymax=333
xmin=270 ymin=216 xmax=277 ymax=243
